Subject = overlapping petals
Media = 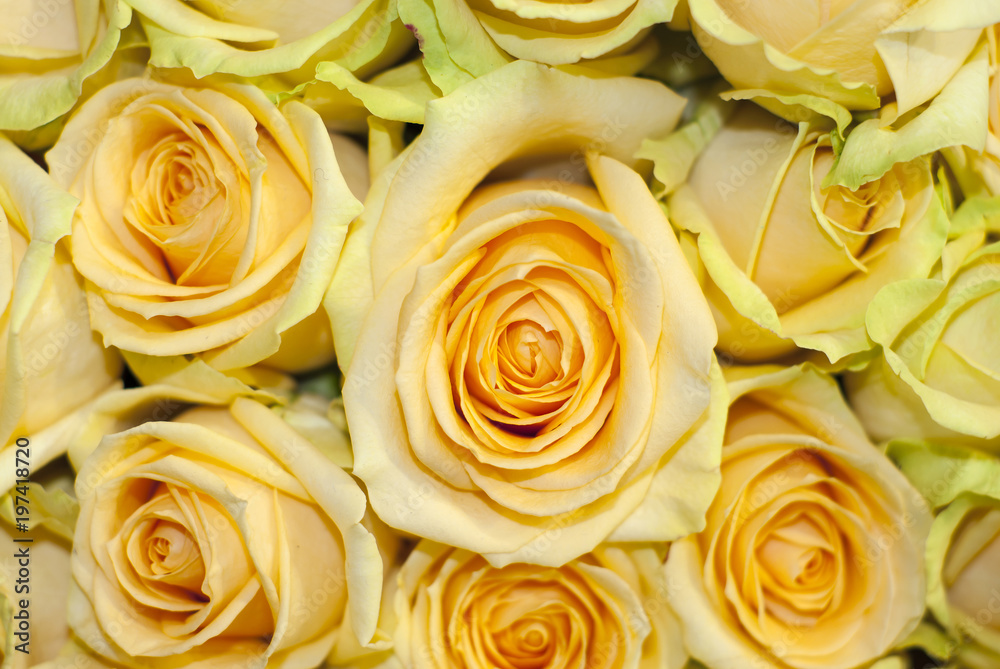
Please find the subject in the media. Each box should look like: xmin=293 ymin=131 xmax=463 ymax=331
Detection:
xmin=69 ymin=398 xmax=383 ymax=669
xmin=46 ymin=78 xmax=367 ymax=372
xmin=0 ymin=134 xmax=120 ymax=487
xmin=388 ymin=540 xmax=686 ymax=669
xmin=846 ymin=227 xmax=1000 ymax=450
xmin=0 ymin=0 xmax=133 ymax=140
xmin=331 ymin=62 xmax=724 ymax=566
xmin=653 ymin=101 xmax=947 ymax=362
xmin=668 ymin=366 xmax=931 ymax=669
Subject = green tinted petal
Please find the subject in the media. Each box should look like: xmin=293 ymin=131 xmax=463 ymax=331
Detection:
xmin=312 ymin=59 xmax=441 ymax=125
xmin=866 ymin=243 xmax=1000 ymax=441
xmin=720 ymin=89 xmax=853 ymax=137
xmin=898 ymin=621 xmax=954 ymax=661
xmin=637 ymin=86 xmax=732 ymax=197
xmin=876 ymin=0 xmax=1000 ymax=116
xmin=825 ymin=41 xmax=991 ymax=190
xmin=131 ymin=0 xmax=410 ymax=85
xmin=475 ymin=0 xmax=675 ymax=65
xmin=399 ymin=0 xmax=497 ymax=91
xmin=889 ymin=440 xmax=1000 ymax=508
xmin=0 ymin=1 xmax=132 ymax=132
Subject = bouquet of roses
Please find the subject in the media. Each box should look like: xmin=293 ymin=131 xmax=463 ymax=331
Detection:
xmin=1 ymin=0 xmax=999 ymax=667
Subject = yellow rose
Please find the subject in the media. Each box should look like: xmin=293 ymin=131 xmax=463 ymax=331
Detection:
xmin=394 ymin=0 xmax=670 ymax=95
xmin=688 ymin=0 xmax=999 ymax=117
xmin=930 ymin=493 xmax=1000 ymax=669
xmin=386 ymin=540 xmax=686 ymax=669
xmin=666 ymin=365 xmax=931 ymax=669
xmin=330 ymin=62 xmax=726 ymax=566
xmin=889 ymin=441 xmax=1000 ymax=669
xmin=845 ymin=233 xmax=1000 ymax=450
xmin=121 ymin=0 xmax=412 ymax=88
xmin=0 ymin=134 xmax=121 ymax=489
xmin=46 ymin=78 xmax=368 ymax=374
xmin=0 ymin=0 xmax=133 ymax=139
xmin=665 ymin=102 xmax=947 ymax=363
xmin=68 ymin=398 xmax=383 ymax=668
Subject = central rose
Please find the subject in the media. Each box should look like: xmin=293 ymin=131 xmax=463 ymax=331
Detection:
xmin=330 ymin=62 xmax=726 ymax=566
xmin=424 ymin=182 xmax=624 ymax=467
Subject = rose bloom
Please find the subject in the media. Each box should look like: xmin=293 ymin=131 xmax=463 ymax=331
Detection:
xmin=121 ymin=0 xmax=411 ymax=88
xmin=46 ymin=78 xmax=369 ymax=374
xmin=69 ymin=397 xmax=384 ymax=668
xmin=845 ymin=237 xmax=1000 ymax=450
xmin=330 ymin=61 xmax=725 ymax=566
xmin=891 ymin=441 xmax=1000 ymax=669
xmin=688 ymin=0 xmax=998 ymax=115
xmin=0 ymin=134 xmax=120 ymax=488
xmin=927 ymin=491 xmax=1000 ymax=669
xmin=667 ymin=365 xmax=931 ymax=669
xmin=666 ymin=102 xmax=947 ymax=363
xmin=381 ymin=540 xmax=686 ymax=669
xmin=397 ymin=0 xmax=671 ymax=84
xmin=0 ymin=0 xmax=133 ymax=141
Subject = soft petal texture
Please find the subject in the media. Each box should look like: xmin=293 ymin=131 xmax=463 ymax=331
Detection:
xmin=943 ymin=27 xmax=1000 ymax=199
xmin=660 ymin=101 xmax=947 ymax=363
xmin=46 ymin=78 xmax=365 ymax=372
xmin=122 ymin=0 xmax=412 ymax=90
xmin=846 ymin=227 xmax=1000 ymax=450
xmin=825 ymin=40 xmax=992 ymax=191
xmin=69 ymin=398 xmax=383 ymax=669
xmin=307 ymin=60 xmax=443 ymax=130
xmin=688 ymin=0 xmax=1000 ymax=120
xmin=667 ymin=364 xmax=931 ymax=669
xmin=274 ymin=393 xmax=354 ymax=471
xmin=330 ymin=62 xmax=724 ymax=566
xmin=398 ymin=0 xmax=671 ymax=93
xmin=389 ymin=540 xmax=686 ymax=669
xmin=55 ymin=354 xmax=280 ymax=470
xmin=0 ymin=133 xmax=120 ymax=488
xmin=892 ymin=441 xmax=1000 ymax=669
xmin=0 ymin=0 xmax=132 ymax=133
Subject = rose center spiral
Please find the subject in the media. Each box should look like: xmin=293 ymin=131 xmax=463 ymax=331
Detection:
xmin=500 ymin=320 xmax=564 ymax=387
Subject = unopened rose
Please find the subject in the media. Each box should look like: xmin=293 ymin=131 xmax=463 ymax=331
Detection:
xmin=661 ymin=102 xmax=947 ymax=363
xmin=69 ymin=397 xmax=383 ymax=668
xmin=46 ymin=78 xmax=368 ymax=374
xmin=688 ymin=0 xmax=999 ymax=117
xmin=845 ymin=233 xmax=1000 ymax=449
xmin=667 ymin=365 xmax=931 ymax=669
xmin=0 ymin=134 xmax=120 ymax=489
xmin=330 ymin=61 xmax=726 ymax=566
xmin=0 ymin=0 xmax=133 ymax=140
xmin=386 ymin=540 xmax=686 ymax=669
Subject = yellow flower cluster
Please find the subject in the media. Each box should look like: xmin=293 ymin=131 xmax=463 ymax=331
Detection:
xmin=1 ymin=2 xmax=999 ymax=669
